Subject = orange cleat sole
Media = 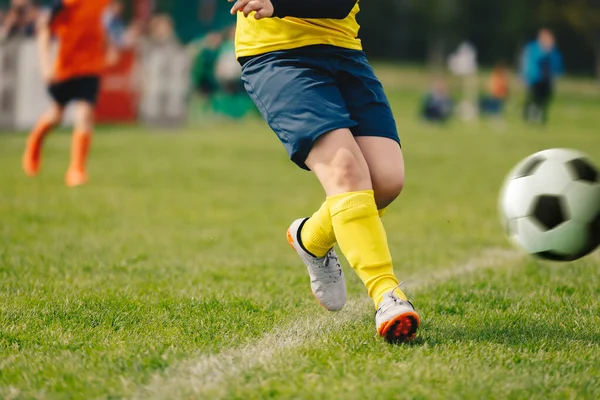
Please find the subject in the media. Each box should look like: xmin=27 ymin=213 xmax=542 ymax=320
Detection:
xmin=286 ymin=228 xmax=295 ymax=250
xmin=377 ymin=311 xmax=420 ymax=343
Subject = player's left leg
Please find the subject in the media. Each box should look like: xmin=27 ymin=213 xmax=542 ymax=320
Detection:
xmin=329 ymin=49 xmax=419 ymax=341
xmin=65 ymin=100 xmax=95 ymax=187
xmin=352 ymin=136 xmax=420 ymax=341
xmin=355 ymin=136 xmax=404 ymax=210
xmin=350 ymin=138 xmax=410 ymax=312
xmin=523 ymin=85 xmax=536 ymax=122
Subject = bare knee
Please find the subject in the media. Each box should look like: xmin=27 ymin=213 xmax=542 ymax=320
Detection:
xmin=74 ymin=102 xmax=95 ymax=132
xmin=45 ymin=104 xmax=64 ymax=126
xmin=328 ymin=147 xmax=372 ymax=192
xmin=306 ymin=129 xmax=373 ymax=195
xmin=373 ymin=171 xmax=404 ymax=209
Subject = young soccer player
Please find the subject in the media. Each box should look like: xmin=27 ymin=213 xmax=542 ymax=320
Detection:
xmin=521 ymin=29 xmax=563 ymax=124
xmin=231 ymin=0 xmax=420 ymax=342
xmin=22 ymin=0 xmax=111 ymax=187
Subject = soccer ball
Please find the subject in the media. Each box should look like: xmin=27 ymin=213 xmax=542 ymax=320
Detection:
xmin=499 ymin=148 xmax=600 ymax=261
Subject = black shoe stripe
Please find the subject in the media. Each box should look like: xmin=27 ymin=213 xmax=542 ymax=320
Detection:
xmin=296 ymin=218 xmax=318 ymax=258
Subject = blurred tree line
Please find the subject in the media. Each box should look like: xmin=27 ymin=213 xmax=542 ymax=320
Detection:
xmin=114 ymin=0 xmax=600 ymax=78
xmin=2 ymin=0 xmax=598 ymax=78
xmin=359 ymin=0 xmax=600 ymax=79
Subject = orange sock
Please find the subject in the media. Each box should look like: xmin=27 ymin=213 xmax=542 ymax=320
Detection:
xmin=65 ymin=130 xmax=92 ymax=187
xmin=69 ymin=130 xmax=92 ymax=172
xmin=22 ymin=117 xmax=54 ymax=176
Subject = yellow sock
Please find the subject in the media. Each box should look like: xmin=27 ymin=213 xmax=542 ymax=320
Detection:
xmin=300 ymin=204 xmax=390 ymax=258
xmin=300 ymin=202 xmax=336 ymax=257
xmin=327 ymin=190 xmax=406 ymax=307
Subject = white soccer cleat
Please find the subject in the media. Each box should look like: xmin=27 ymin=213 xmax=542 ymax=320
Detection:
xmin=376 ymin=285 xmax=420 ymax=343
xmin=287 ymin=218 xmax=346 ymax=311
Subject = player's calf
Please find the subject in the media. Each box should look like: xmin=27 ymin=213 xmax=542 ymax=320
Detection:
xmin=64 ymin=102 xmax=95 ymax=187
xmin=22 ymin=105 xmax=64 ymax=177
xmin=65 ymin=131 xmax=91 ymax=187
xmin=372 ymin=176 xmax=404 ymax=210
xmin=355 ymin=137 xmax=405 ymax=209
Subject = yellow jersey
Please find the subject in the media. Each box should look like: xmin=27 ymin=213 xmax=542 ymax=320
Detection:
xmin=234 ymin=3 xmax=362 ymax=58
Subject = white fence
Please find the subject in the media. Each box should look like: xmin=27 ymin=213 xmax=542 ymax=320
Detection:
xmin=0 ymin=40 xmax=69 ymax=131
xmin=139 ymin=43 xmax=191 ymax=127
xmin=0 ymin=39 xmax=191 ymax=132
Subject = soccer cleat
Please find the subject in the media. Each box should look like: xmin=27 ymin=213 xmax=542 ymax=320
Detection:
xmin=287 ymin=218 xmax=346 ymax=311
xmin=376 ymin=285 xmax=420 ymax=343
xmin=65 ymin=169 xmax=88 ymax=187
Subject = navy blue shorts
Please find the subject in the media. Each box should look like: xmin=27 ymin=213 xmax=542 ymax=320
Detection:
xmin=48 ymin=75 xmax=101 ymax=107
xmin=241 ymin=45 xmax=399 ymax=170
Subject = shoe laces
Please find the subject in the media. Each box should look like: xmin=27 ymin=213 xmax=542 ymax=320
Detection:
xmin=389 ymin=282 xmax=405 ymax=302
xmin=378 ymin=282 xmax=414 ymax=313
xmin=317 ymin=250 xmax=342 ymax=281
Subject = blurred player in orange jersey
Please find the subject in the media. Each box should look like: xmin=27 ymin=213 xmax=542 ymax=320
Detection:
xmin=480 ymin=63 xmax=510 ymax=118
xmin=22 ymin=0 xmax=111 ymax=187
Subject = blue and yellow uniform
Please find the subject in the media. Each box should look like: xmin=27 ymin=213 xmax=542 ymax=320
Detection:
xmin=235 ymin=0 xmax=420 ymax=342
xmin=235 ymin=0 xmax=399 ymax=169
xmin=235 ymin=3 xmax=362 ymax=57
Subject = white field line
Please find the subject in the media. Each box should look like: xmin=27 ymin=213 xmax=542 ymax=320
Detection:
xmin=134 ymin=248 xmax=523 ymax=400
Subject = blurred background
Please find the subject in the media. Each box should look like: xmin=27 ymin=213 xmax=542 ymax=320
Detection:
xmin=0 ymin=0 xmax=599 ymax=131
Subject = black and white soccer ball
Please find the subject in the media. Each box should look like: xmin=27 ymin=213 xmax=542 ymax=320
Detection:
xmin=499 ymin=148 xmax=600 ymax=261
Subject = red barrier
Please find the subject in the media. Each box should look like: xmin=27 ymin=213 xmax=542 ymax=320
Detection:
xmin=96 ymin=49 xmax=140 ymax=123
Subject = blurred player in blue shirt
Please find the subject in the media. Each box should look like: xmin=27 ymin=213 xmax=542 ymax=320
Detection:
xmin=521 ymin=28 xmax=563 ymax=124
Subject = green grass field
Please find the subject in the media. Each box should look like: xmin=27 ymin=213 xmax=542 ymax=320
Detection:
xmin=1 ymin=68 xmax=600 ymax=399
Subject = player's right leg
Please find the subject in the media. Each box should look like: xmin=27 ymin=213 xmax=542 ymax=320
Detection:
xmin=22 ymin=103 xmax=64 ymax=176
xmin=65 ymin=100 xmax=95 ymax=187
xmin=355 ymin=136 xmax=405 ymax=210
xmin=523 ymin=86 xmax=537 ymax=122
xmin=242 ymin=48 xmax=353 ymax=311
xmin=65 ymin=76 xmax=101 ymax=187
